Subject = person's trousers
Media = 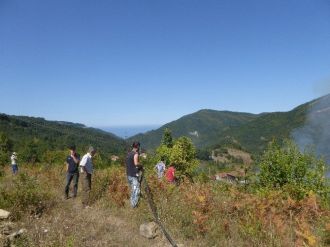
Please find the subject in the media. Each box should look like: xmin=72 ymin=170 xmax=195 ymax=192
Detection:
xmin=82 ymin=173 xmax=92 ymax=206
xmin=11 ymin=164 xmax=18 ymax=175
xmin=127 ymin=176 xmax=140 ymax=208
xmin=64 ymin=172 xmax=79 ymax=197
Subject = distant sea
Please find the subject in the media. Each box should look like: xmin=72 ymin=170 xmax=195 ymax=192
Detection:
xmin=99 ymin=125 xmax=161 ymax=139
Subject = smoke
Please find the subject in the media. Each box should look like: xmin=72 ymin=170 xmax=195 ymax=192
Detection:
xmin=292 ymin=94 xmax=330 ymax=175
xmin=314 ymin=77 xmax=330 ymax=96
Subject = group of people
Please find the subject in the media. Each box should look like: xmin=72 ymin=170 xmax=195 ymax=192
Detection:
xmin=9 ymin=141 xmax=176 ymax=209
xmin=154 ymin=159 xmax=176 ymax=183
xmin=64 ymin=142 xmax=145 ymax=208
xmin=64 ymin=145 xmax=96 ymax=208
xmin=67 ymin=141 xmax=176 ymax=209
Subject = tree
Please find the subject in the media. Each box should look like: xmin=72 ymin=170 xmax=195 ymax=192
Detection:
xmin=161 ymin=128 xmax=173 ymax=148
xmin=41 ymin=150 xmax=67 ymax=166
xmin=170 ymin=136 xmax=199 ymax=180
xmin=0 ymin=132 xmax=12 ymax=166
xmin=196 ymin=149 xmax=211 ymax=160
xmin=156 ymin=144 xmax=172 ymax=166
xmin=156 ymin=128 xmax=174 ymax=167
xmin=21 ymin=138 xmax=40 ymax=164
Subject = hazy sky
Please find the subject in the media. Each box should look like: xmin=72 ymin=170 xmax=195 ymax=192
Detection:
xmin=0 ymin=0 xmax=329 ymax=127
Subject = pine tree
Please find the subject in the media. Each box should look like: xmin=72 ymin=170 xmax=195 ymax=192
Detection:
xmin=161 ymin=128 xmax=173 ymax=148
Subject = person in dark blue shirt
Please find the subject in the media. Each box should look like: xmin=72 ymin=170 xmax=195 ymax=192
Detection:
xmin=126 ymin=141 xmax=143 ymax=208
xmin=64 ymin=145 xmax=80 ymax=199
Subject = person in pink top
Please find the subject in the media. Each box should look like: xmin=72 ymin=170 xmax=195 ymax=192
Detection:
xmin=165 ymin=165 xmax=176 ymax=183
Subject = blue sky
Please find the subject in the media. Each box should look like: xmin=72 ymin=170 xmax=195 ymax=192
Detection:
xmin=0 ymin=0 xmax=329 ymax=127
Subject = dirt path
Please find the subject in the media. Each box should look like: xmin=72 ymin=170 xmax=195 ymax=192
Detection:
xmin=21 ymin=195 xmax=171 ymax=247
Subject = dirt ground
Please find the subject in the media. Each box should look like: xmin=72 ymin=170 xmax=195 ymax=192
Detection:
xmin=18 ymin=193 xmax=175 ymax=247
xmin=0 ymin=166 xmax=177 ymax=247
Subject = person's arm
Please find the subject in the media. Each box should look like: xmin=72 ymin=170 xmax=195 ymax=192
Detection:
xmin=134 ymin=153 xmax=144 ymax=172
xmin=71 ymin=154 xmax=80 ymax=164
xmin=134 ymin=153 xmax=139 ymax=166
xmin=64 ymin=157 xmax=69 ymax=172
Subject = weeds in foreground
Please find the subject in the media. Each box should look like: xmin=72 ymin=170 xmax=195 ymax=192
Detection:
xmin=0 ymin=171 xmax=56 ymax=220
xmin=0 ymin=164 xmax=329 ymax=246
xmin=107 ymin=167 xmax=129 ymax=207
xmin=104 ymin=168 xmax=330 ymax=246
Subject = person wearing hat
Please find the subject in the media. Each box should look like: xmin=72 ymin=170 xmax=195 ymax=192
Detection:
xmin=79 ymin=146 xmax=97 ymax=208
xmin=10 ymin=152 xmax=18 ymax=175
xmin=125 ymin=141 xmax=143 ymax=208
xmin=64 ymin=145 xmax=80 ymax=199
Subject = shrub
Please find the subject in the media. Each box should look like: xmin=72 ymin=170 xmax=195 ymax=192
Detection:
xmin=107 ymin=167 xmax=129 ymax=207
xmin=258 ymin=140 xmax=329 ymax=200
xmin=0 ymin=172 xmax=54 ymax=219
xmin=89 ymin=168 xmax=112 ymax=204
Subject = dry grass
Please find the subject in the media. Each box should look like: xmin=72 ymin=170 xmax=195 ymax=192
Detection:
xmin=21 ymin=199 xmax=157 ymax=247
xmin=128 ymin=175 xmax=330 ymax=246
xmin=1 ymin=165 xmax=329 ymax=247
xmin=0 ymin=166 xmax=175 ymax=247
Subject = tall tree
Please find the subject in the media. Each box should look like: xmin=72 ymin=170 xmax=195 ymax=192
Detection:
xmin=170 ymin=136 xmax=198 ymax=180
xmin=161 ymin=128 xmax=173 ymax=148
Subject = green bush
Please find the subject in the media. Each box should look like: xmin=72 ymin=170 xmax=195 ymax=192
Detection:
xmin=258 ymin=140 xmax=329 ymax=200
xmin=0 ymin=172 xmax=54 ymax=219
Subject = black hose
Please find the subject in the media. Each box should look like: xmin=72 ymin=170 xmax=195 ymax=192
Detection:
xmin=142 ymin=176 xmax=178 ymax=247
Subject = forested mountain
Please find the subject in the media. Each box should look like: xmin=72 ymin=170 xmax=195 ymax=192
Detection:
xmin=130 ymin=94 xmax=330 ymax=161
xmin=1 ymin=94 xmax=329 ymax=164
xmin=0 ymin=114 xmax=126 ymax=157
xmin=130 ymin=110 xmax=257 ymax=150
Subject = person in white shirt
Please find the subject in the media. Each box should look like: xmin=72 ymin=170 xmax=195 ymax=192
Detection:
xmin=10 ymin=152 xmax=18 ymax=175
xmin=79 ymin=146 xmax=96 ymax=208
xmin=155 ymin=159 xmax=166 ymax=179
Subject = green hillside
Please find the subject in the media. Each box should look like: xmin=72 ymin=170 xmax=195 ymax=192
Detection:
xmin=216 ymin=102 xmax=309 ymax=154
xmin=130 ymin=95 xmax=330 ymax=162
xmin=129 ymin=110 xmax=257 ymax=149
xmin=0 ymin=114 xmax=126 ymax=156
